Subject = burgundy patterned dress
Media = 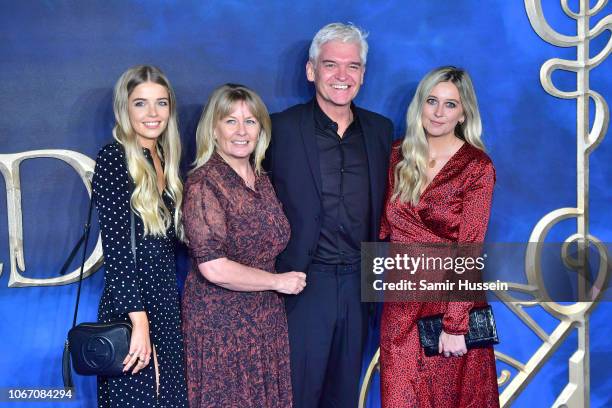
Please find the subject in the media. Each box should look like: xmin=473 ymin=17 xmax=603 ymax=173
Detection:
xmin=181 ymin=153 xmax=292 ymax=408
xmin=379 ymin=141 xmax=500 ymax=408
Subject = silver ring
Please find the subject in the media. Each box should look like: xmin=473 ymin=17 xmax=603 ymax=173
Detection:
xmin=128 ymin=352 xmax=134 ymax=356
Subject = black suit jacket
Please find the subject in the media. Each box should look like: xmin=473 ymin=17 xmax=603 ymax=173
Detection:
xmin=265 ymin=99 xmax=393 ymax=273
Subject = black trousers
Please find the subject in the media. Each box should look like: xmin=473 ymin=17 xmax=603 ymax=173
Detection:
xmin=285 ymin=262 xmax=367 ymax=408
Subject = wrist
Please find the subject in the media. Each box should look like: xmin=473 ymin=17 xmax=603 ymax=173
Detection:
xmin=270 ymin=273 xmax=281 ymax=291
xmin=128 ymin=311 xmax=149 ymax=327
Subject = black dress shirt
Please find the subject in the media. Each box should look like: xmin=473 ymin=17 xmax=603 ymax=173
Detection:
xmin=312 ymin=100 xmax=370 ymax=265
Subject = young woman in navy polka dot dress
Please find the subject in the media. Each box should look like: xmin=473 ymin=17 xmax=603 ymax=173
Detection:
xmin=92 ymin=65 xmax=188 ymax=407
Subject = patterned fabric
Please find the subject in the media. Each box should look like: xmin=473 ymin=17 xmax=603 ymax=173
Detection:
xmin=181 ymin=152 xmax=292 ymax=408
xmin=92 ymin=142 xmax=188 ymax=408
xmin=379 ymin=141 xmax=500 ymax=408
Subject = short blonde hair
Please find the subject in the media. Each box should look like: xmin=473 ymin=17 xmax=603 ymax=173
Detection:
xmin=192 ymin=83 xmax=271 ymax=174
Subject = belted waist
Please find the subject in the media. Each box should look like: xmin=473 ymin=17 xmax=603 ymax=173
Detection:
xmin=309 ymin=262 xmax=361 ymax=275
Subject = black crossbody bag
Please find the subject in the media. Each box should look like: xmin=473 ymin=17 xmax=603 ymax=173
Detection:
xmin=417 ymin=305 xmax=500 ymax=357
xmin=61 ymin=198 xmax=137 ymax=387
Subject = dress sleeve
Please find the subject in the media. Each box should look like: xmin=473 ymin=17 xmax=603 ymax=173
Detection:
xmin=457 ymin=161 xmax=496 ymax=242
xmin=92 ymin=146 xmax=144 ymax=316
xmin=443 ymin=160 xmax=496 ymax=334
xmin=182 ymin=174 xmax=228 ymax=265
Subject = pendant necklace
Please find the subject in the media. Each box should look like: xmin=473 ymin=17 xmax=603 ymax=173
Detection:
xmin=218 ymin=151 xmax=255 ymax=189
xmin=428 ymin=138 xmax=461 ymax=169
xmin=243 ymin=167 xmax=255 ymax=190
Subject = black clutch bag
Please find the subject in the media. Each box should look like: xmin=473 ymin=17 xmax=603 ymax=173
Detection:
xmin=417 ymin=305 xmax=499 ymax=357
xmin=62 ymin=199 xmax=138 ymax=387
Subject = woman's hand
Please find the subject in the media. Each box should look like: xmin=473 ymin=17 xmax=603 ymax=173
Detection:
xmin=438 ymin=330 xmax=467 ymax=358
xmin=273 ymin=272 xmax=307 ymax=295
xmin=124 ymin=311 xmax=152 ymax=374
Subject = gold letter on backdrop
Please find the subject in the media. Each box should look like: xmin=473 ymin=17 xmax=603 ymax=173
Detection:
xmin=0 ymin=150 xmax=103 ymax=287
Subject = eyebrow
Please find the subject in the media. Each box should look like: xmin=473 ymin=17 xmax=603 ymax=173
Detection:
xmin=225 ymin=115 xmax=256 ymax=120
xmin=321 ymin=59 xmax=362 ymax=67
xmin=132 ymin=97 xmax=169 ymax=102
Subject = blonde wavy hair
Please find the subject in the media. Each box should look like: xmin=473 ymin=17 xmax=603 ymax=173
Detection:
xmin=112 ymin=65 xmax=183 ymax=239
xmin=393 ymin=66 xmax=485 ymax=205
xmin=192 ymin=83 xmax=271 ymax=175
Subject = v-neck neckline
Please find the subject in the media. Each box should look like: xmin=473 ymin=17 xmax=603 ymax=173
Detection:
xmin=140 ymin=144 xmax=167 ymax=195
xmin=214 ymin=152 xmax=259 ymax=193
xmin=419 ymin=142 xmax=467 ymax=201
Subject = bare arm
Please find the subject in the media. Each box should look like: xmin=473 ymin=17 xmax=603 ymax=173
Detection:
xmin=199 ymin=257 xmax=306 ymax=294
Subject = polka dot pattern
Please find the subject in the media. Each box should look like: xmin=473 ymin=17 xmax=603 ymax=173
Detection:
xmin=93 ymin=142 xmax=188 ymax=408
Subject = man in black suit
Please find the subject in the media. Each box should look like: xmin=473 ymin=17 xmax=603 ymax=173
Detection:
xmin=265 ymin=22 xmax=393 ymax=408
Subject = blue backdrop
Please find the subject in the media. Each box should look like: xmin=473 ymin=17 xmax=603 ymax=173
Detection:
xmin=0 ymin=1 xmax=610 ymax=407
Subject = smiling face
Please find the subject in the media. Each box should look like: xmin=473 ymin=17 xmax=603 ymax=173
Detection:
xmin=306 ymin=40 xmax=365 ymax=112
xmin=421 ymin=81 xmax=465 ymax=139
xmin=127 ymin=82 xmax=170 ymax=147
xmin=214 ymin=100 xmax=260 ymax=164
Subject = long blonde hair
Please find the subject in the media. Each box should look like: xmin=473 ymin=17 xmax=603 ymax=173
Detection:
xmin=192 ymin=83 xmax=271 ymax=175
xmin=393 ymin=66 xmax=485 ymax=205
xmin=112 ymin=65 xmax=183 ymax=239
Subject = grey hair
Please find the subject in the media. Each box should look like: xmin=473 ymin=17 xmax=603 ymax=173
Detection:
xmin=308 ymin=22 xmax=369 ymax=65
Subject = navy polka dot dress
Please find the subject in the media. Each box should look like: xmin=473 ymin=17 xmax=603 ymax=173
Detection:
xmin=92 ymin=142 xmax=188 ymax=408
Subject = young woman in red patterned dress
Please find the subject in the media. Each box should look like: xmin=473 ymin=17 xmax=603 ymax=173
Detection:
xmin=379 ymin=66 xmax=500 ymax=408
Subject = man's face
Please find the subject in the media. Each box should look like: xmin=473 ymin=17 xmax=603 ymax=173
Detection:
xmin=306 ymin=40 xmax=365 ymax=111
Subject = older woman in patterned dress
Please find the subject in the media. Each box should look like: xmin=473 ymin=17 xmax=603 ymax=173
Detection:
xmin=181 ymin=84 xmax=306 ymax=407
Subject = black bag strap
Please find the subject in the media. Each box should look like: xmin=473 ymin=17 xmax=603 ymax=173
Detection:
xmin=130 ymin=211 xmax=136 ymax=265
xmin=70 ymin=197 xmax=95 ymax=328
xmin=62 ymin=196 xmax=94 ymax=389
xmin=58 ymin=235 xmax=87 ymax=277
xmin=63 ymin=192 xmax=137 ymax=389
xmin=62 ymin=200 xmax=138 ymax=326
